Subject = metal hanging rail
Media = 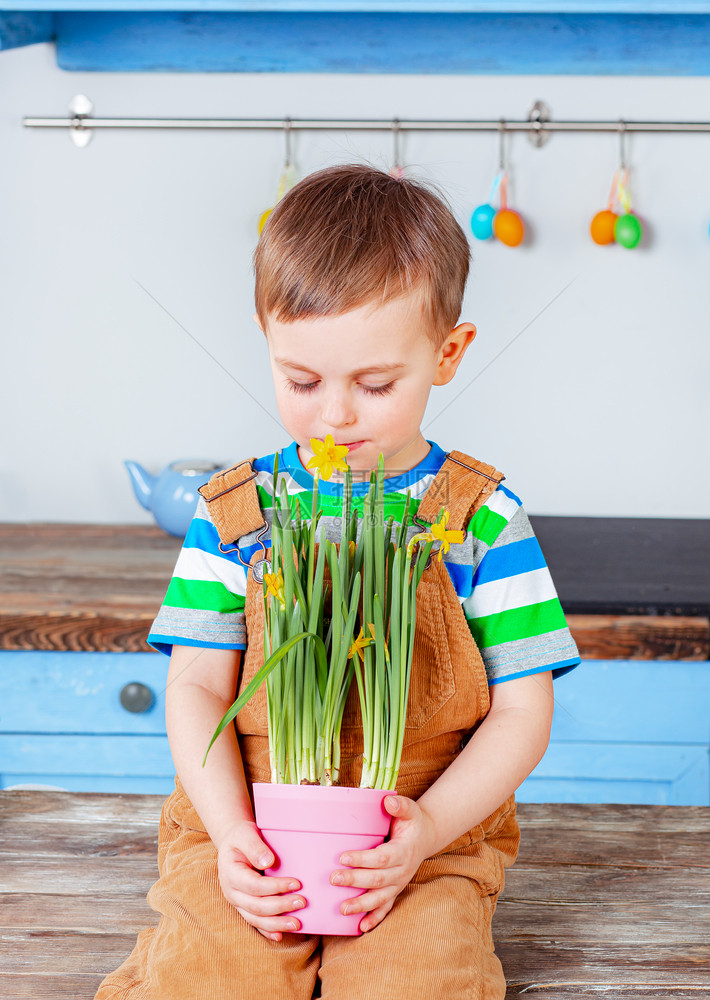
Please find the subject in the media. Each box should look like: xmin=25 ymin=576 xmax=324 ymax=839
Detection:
xmin=22 ymin=96 xmax=710 ymax=148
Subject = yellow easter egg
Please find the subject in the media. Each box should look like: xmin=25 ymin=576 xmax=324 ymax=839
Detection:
xmin=258 ymin=208 xmax=273 ymax=234
xmin=493 ymin=209 xmax=525 ymax=247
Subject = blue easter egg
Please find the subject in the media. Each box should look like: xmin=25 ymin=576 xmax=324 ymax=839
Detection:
xmin=471 ymin=203 xmax=496 ymax=241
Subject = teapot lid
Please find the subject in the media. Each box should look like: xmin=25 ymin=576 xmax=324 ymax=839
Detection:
xmin=169 ymin=460 xmax=222 ymax=476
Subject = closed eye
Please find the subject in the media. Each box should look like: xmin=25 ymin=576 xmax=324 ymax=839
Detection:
xmin=285 ymin=379 xmax=395 ymax=397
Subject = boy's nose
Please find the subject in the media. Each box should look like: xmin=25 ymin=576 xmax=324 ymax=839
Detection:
xmin=321 ymin=391 xmax=356 ymax=429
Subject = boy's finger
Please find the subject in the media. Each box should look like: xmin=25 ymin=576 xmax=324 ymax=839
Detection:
xmin=239 ymin=828 xmax=276 ymax=870
xmin=341 ymin=886 xmax=394 ymax=917
xmin=231 ymin=889 xmax=306 ymax=919
xmin=331 ymin=866 xmax=398 ymax=889
xmin=236 ymin=906 xmax=303 ymax=935
xmin=359 ymin=900 xmax=394 ymax=934
xmin=258 ymin=928 xmax=283 ymax=942
xmin=384 ymin=794 xmax=416 ymax=818
xmin=338 ymin=844 xmax=394 ymax=869
xmin=231 ymin=864 xmax=302 ymax=898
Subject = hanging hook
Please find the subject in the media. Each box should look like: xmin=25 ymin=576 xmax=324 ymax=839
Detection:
xmin=391 ymin=118 xmax=404 ymax=178
xmin=498 ymin=118 xmax=506 ymax=173
xmin=618 ymin=119 xmax=627 ymax=171
xmin=67 ymin=94 xmax=94 ymax=148
xmin=283 ymin=117 xmax=293 ymax=169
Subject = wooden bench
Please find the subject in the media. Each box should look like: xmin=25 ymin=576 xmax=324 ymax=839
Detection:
xmin=2 ymin=791 xmax=708 ymax=999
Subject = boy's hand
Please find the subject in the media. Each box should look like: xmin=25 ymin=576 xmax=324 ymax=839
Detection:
xmin=329 ymin=795 xmax=436 ymax=933
xmin=216 ymin=819 xmax=306 ymax=942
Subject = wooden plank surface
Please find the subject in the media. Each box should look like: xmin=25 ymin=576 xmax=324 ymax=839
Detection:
xmin=0 ymin=525 xmax=180 ymax=653
xmin=1 ymin=524 xmax=708 ymax=659
xmin=0 ymin=791 xmax=708 ymax=999
xmin=565 ymin=614 xmax=709 ymax=661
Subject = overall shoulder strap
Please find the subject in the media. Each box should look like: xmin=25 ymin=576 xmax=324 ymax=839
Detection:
xmin=197 ymin=458 xmax=266 ymax=547
xmin=416 ymin=451 xmax=505 ymax=532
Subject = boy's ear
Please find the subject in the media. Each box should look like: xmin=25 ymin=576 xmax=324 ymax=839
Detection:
xmin=432 ymin=323 xmax=477 ymax=386
xmin=253 ymin=312 xmax=265 ymax=333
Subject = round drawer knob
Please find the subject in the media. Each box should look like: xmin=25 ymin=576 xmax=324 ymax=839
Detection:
xmin=120 ymin=682 xmax=155 ymax=714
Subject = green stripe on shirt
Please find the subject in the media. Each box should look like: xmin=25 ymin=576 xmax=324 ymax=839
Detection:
xmin=163 ymin=577 xmax=245 ymax=614
xmin=257 ymin=481 xmax=421 ymax=524
xmin=468 ymin=597 xmax=569 ymax=648
xmin=468 ymin=505 xmax=508 ymax=546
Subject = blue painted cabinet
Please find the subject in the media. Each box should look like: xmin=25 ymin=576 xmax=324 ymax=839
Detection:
xmin=0 ymin=650 xmax=175 ymax=794
xmin=1 ymin=651 xmax=708 ymax=802
xmin=518 ymin=659 xmax=710 ymax=805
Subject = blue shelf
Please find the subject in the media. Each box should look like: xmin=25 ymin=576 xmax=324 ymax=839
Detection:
xmin=4 ymin=4 xmax=710 ymax=12
xmin=3 ymin=8 xmax=710 ymax=73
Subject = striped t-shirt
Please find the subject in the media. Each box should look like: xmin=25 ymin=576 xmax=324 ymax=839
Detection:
xmin=148 ymin=440 xmax=580 ymax=686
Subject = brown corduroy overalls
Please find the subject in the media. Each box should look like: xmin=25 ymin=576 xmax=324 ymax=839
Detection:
xmin=95 ymin=451 xmax=520 ymax=1000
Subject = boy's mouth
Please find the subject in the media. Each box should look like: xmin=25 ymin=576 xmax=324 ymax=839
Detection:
xmin=336 ymin=440 xmax=365 ymax=450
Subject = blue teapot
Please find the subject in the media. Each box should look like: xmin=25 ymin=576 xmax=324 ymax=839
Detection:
xmin=124 ymin=459 xmax=221 ymax=537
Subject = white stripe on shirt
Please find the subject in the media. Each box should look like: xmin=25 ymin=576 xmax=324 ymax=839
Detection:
xmin=463 ymin=566 xmax=558 ymax=619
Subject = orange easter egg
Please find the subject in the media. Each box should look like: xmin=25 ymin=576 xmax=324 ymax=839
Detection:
xmin=493 ymin=209 xmax=525 ymax=247
xmin=590 ymin=209 xmax=618 ymax=245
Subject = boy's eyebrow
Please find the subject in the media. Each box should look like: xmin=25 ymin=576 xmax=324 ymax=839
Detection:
xmin=275 ymin=358 xmax=407 ymax=376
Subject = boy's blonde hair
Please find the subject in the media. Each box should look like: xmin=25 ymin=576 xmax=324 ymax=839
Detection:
xmin=253 ymin=164 xmax=470 ymax=349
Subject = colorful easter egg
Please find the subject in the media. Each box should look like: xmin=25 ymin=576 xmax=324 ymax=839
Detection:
xmin=258 ymin=208 xmax=273 ymax=234
xmin=471 ymin=203 xmax=496 ymax=241
xmin=590 ymin=209 xmax=618 ymax=245
xmin=614 ymin=212 xmax=643 ymax=249
xmin=493 ymin=209 xmax=525 ymax=247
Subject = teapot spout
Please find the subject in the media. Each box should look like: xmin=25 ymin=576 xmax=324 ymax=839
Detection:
xmin=124 ymin=460 xmax=156 ymax=512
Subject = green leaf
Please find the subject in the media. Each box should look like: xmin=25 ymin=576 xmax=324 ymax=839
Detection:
xmin=395 ymin=489 xmax=412 ymax=551
xmin=202 ymin=630 xmax=323 ymax=766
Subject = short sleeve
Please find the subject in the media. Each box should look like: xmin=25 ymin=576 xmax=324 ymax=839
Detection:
xmin=147 ymin=497 xmax=248 ymax=657
xmin=462 ymin=484 xmax=581 ymax=686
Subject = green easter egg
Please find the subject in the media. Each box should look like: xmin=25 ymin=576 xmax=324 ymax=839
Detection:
xmin=614 ymin=212 xmax=643 ymax=249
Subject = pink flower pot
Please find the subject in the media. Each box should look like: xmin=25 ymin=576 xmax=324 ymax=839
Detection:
xmin=253 ymin=783 xmax=393 ymax=936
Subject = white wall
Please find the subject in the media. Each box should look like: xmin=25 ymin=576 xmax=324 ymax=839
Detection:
xmin=1 ymin=43 xmax=708 ymax=522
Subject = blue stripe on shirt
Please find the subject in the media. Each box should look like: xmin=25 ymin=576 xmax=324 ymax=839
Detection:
xmin=473 ymin=536 xmax=547 ymax=586
xmin=182 ymin=513 xmax=223 ymax=554
xmin=443 ymin=558 xmax=472 ymax=597
xmin=147 ymin=634 xmax=247 ymax=656
xmin=487 ymin=657 xmax=580 ymax=685
xmin=497 ymin=483 xmax=523 ymax=506
xmin=182 ymin=512 xmax=260 ymax=573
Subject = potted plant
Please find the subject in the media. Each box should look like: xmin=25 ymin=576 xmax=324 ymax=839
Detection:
xmin=204 ymin=436 xmax=461 ymax=934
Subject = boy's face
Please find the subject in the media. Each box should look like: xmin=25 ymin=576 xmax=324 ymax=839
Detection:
xmin=260 ymin=294 xmax=475 ymax=479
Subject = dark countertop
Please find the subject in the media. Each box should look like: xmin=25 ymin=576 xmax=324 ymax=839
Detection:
xmin=0 ymin=522 xmax=708 ymax=659
xmin=531 ymin=515 xmax=710 ymax=616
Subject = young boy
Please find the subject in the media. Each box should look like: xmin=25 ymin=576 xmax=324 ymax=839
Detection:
xmin=96 ymin=164 xmax=579 ymax=1000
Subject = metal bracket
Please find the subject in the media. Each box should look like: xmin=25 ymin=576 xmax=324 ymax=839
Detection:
xmin=68 ymin=94 xmax=93 ymax=148
xmin=411 ymin=515 xmax=435 ymax=570
xmin=251 ymin=555 xmax=272 ymax=584
xmin=527 ymin=100 xmax=551 ymax=148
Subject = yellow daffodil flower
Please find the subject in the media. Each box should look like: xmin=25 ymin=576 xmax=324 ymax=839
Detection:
xmin=263 ymin=567 xmax=286 ymax=610
xmin=430 ymin=510 xmax=464 ymax=561
xmin=406 ymin=510 xmax=464 ymax=562
xmin=406 ymin=529 xmax=434 ymax=559
xmin=306 ymin=434 xmax=350 ymax=481
xmin=348 ymin=625 xmax=375 ymax=662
